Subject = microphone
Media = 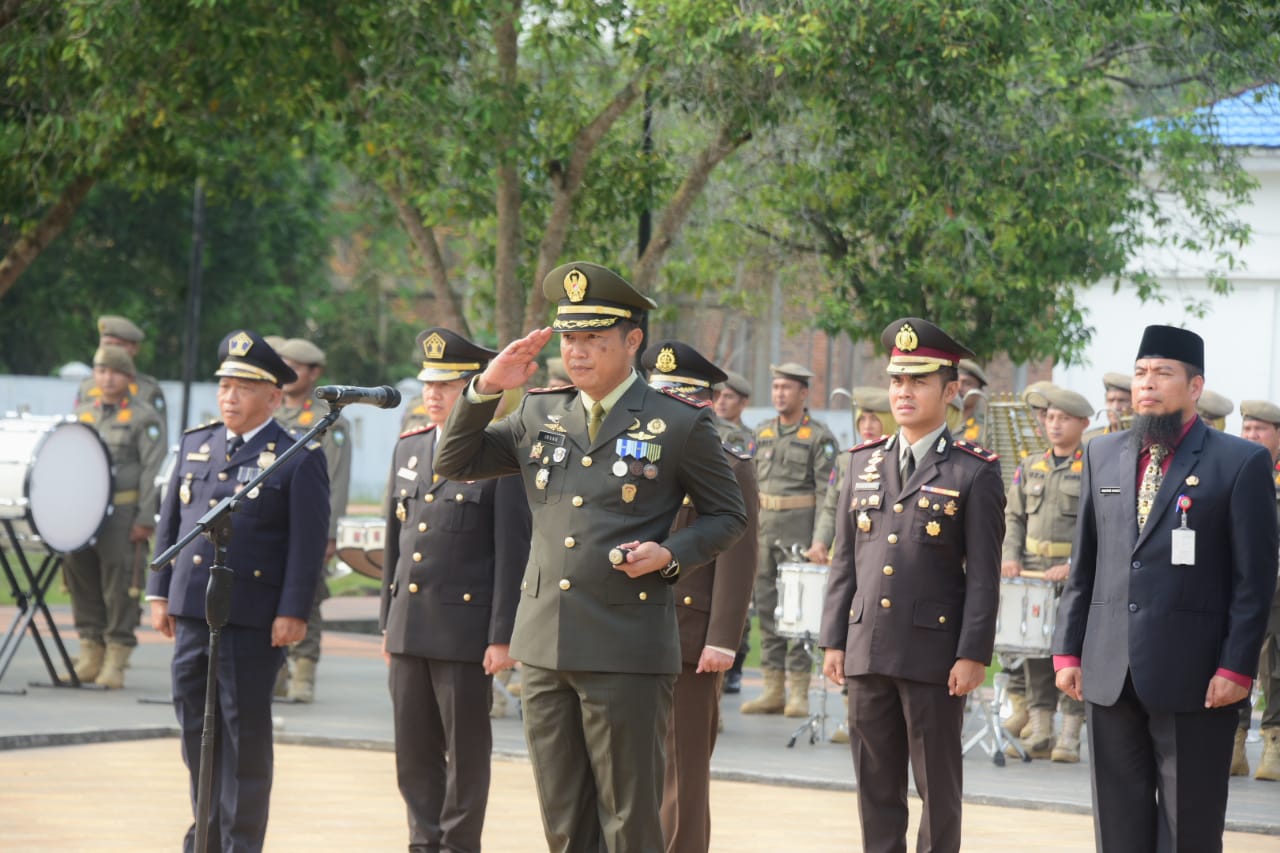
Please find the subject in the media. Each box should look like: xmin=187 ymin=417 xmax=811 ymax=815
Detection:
xmin=315 ymin=385 xmax=403 ymax=409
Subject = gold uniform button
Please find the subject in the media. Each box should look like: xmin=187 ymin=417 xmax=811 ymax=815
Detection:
xmin=559 ymin=579 xmax=571 ymax=591
xmin=882 ymin=566 xmax=894 ymax=576
xmin=455 ymin=493 xmax=465 ymax=503
xmin=564 ymin=536 xmax=576 ymax=548
xmin=217 ymin=472 xmax=228 ymax=481
xmin=208 ymin=499 xmax=217 ymax=508
xmin=253 ymin=570 xmax=262 ymax=578
xmin=521 ymin=581 xmax=528 ymax=591
xmin=938 ymin=615 xmax=947 ymax=624
xmin=400 ymin=488 xmax=408 ymax=497
xmin=849 ymin=608 xmax=856 ymax=616
xmin=408 ymin=583 xmax=419 ymax=593
xmin=880 ymin=597 xmax=891 ymax=608
xmin=413 ymin=552 xmax=423 ymax=562
xmin=192 ymin=555 xmax=203 ymax=566
xmin=425 ymin=494 xmax=435 ymax=503
xmin=887 ymin=533 xmax=899 ymax=544
xmin=418 ymin=522 xmax=427 ymax=532
xmin=639 ymin=592 xmax=648 ymax=601
xmin=581 ymin=456 xmax=593 ymax=468
xmin=542 ymin=457 xmax=550 ymax=465
xmin=682 ymin=496 xmax=692 ymax=506
xmin=892 ymin=503 xmax=903 ymax=513
xmin=463 ymin=593 xmax=472 ymax=602
xmin=683 ymin=596 xmax=693 ymax=605
xmin=572 ymin=496 xmax=584 ymax=507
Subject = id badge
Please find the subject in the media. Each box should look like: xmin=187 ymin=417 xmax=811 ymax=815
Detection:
xmin=1171 ymin=528 xmax=1195 ymax=565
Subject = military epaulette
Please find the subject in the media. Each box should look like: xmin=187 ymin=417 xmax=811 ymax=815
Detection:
xmin=659 ymin=387 xmax=710 ymax=408
xmin=953 ymin=439 xmax=999 ymax=462
xmin=183 ymin=419 xmax=222 ymax=435
xmin=850 ymin=435 xmax=890 ymax=453
xmin=306 ymin=440 xmax=323 ymax=451
xmin=399 ymin=424 xmax=437 ymax=439
xmin=528 ymin=384 xmax=576 ymax=394
xmin=722 ymin=441 xmax=752 ymax=461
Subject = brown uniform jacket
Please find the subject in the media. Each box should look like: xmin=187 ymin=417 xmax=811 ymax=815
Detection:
xmin=821 ymin=430 xmax=1005 ymax=685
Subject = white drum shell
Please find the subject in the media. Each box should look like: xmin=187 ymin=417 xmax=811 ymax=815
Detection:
xmin=776 ymin=561 xmax=829 ymax=639
xmin=994 ymin=576 xmax=1059 ymax=656
xmin=337 ymin=516 xmax=383 ymax=580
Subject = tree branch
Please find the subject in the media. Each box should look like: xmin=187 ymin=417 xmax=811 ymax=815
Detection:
xmin=382 ymin=179 xmax=469 ymax=336
xmin=0 ymin=173 xmax=96 ymax=300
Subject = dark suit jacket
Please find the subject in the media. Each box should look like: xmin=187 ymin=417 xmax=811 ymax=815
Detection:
xmin=379 ymin=425 xmax=530 ymax=662
xmin=435 ymin=375 xmax=748 ymax=674
xmin=1053 ymin=417 xmax=1279 ymax=711
xmin=820 ymin=430 xmax=1005 ymax=685
xmin=671 ymin=447 xmax=758 ymax=664
xmin=149 ymin=420 xmax=330 ymax=629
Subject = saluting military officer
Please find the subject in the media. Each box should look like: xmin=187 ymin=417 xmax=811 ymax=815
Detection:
xmin=741 ymin=363 xmax=837 ymax=718
xmin=64 ymin=345 xmax=166 ymax=688
xmin=1237 ymin=399 xmax=1280 ymax=781
xmin=712 ymin=370 xmax=755 ymax=456
xmin=1000 ymin=386 xmax=1091 ymax=762
xmin=434 ymin=261 xmax=747 ymax=853
xmin=270 ymin=337 xmax=353 ymax=703
xmin=75 ymin=315 xmax=167 ymax=441
xmin=1198 ymin=388 xmax=1234 ymax=431
xmin=821 ymin=318 xmax=1004 ymax=853
xmin=641 ymin=341 xmax=758 ymax=853
xmin=380 ymin=327 xmax=531 ymax=853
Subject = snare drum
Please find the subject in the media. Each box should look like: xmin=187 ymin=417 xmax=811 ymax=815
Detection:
xmin=364 ymin=520 xmax=386 ymax=570
xmin=336 ymin=516 xmax=383 ymax=580
xmin=0 ymin=414 xmax=113 ymax=553
xmin=776 ymin=561 xmax=829 ymax=639
xmin=994 ymin=576 xmax=1059 ymax=656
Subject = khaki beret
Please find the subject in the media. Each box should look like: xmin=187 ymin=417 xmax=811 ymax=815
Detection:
xmin=957 ymin=359 xmax=989 ymax=387
xmin=1021 ymin=380 xmax=1057 ymax=410
xmin=1240 ymin=400 xmax=1280 ymax=427
xmin=276 ymin=337 xmax=326 ymax=367
xmin=1196 ymin=389 xmax=1234 ymax=420
xmin=93 ymin=344 xmax=136 ymax=376
xmin=770 ymin=362 xmax=814 ymax=385
xmin=97 ymin=315 xmax=144 ymax=343
xmin=263 ymin=335 xmax=288 ymax=350
xmin=1041 ymin=387 xmax=1093 ymax=419
xmin=1102 ymin=372 xmax=1132 ymax=393
xmin=717 ymin=370 xmax=752 ymax=398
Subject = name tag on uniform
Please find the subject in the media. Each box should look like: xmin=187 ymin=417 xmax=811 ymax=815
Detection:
xmin=1171 ymin=528 xmax=1195 ymax=565
xmin=186 ymin=452 xmax=210 ymax=462
xmin=1099 ymin=487 xmax=1121 ymax=495
xmin=397 ymin=467 xmax=417 ymax=481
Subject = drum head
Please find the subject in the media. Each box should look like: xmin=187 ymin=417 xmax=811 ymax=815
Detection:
xmin=28 ymin=422 xmax=113 ymax=552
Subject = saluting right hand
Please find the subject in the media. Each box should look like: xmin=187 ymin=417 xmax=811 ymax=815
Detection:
xmin=475 ymin=327 xmax=554 ymax=395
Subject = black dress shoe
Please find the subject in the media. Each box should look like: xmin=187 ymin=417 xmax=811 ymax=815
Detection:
xmin=723 ymin=671 xmax=742 ymax=694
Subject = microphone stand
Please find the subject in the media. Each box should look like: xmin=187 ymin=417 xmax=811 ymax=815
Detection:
xmin=151 ymin=406 xmax=346 ymax=853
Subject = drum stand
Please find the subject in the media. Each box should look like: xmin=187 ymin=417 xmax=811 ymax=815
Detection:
xmin=784 ymin=633 xmax=829 ymax=748
xmin=0 ymin=520 xmax=83 ymax=694
xmin=961 ymin=657 xmax=1029 ymax=766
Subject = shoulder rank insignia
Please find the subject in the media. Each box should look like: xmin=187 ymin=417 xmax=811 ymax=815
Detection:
xmin=306 ymin=440 xmax=323 ymax=451
xmin=528 ymin=384 xmax=576 ymax=394
xmin=953 ymin=439 xmax=999 ymax=462
xmin=851 ymin=435 xmax=890 ymax=453
xmin=399 ymin=424 xmax=436 ymax=439
xmin=183 ymin=420 xmax=222 ymax=436
xmin=723 ymin=442 xmax=752 ymax=461
xmin=658 ymin=387 xmax=710 ymax=408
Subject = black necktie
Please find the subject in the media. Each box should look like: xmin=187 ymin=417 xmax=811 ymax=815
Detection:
xmin=226 ymin=435 xmax=244 ymax=461
xmin=902 ymin=450 xmax=916 ymax=481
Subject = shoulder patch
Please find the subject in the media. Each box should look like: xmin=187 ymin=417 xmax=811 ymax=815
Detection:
xmin=722 ymin=442 xmax=752 ymax=461
xmin=399 ymin=424 xmax=437 ymax=439
xmin=658 ymin=387 xmax=711 ymax=408
xmin=528 ymin=384 xmax=576 ymax=394
xmin=183 ymin=420 xmax=222 ymax=436
xmin=953 ymin=439 xmax=999 ymax=462
xmin=850 ymin=435 xmax=890 ymax=453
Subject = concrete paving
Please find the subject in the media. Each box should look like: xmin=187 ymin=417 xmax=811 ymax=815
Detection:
xmin=2 ymin=597 xmax=1278 ymax=851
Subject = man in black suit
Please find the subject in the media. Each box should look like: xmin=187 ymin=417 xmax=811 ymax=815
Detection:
xmin=1054 ymin=324 xmax=1279 ymax=853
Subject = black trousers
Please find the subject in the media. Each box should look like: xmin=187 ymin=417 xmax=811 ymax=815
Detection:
xmin=1087 ymin=673 xmax=1237 ymax=853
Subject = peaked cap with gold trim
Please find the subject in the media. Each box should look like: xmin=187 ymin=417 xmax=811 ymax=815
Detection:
xmin=543 ymin=261 xmax=657 ymax=332
xmin=215 ymin=329 xmax=296 ymax=387
xmin=415 ymin=327 xmax=498 ymax=382
xmin=880 ymin=317 xmax=975 ymax=375
xmin=641 ymin=340 xmax=727 ymax=394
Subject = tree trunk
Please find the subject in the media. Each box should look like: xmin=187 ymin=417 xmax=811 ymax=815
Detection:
xmin=0 ymin=173 xmax=97 ymax=300
xmin=492 ymin=3 xmax=523 ymax=343
xmin=383 ymin=180 xmax=469 ymax=336
xmin=522 ymin=74 xmax=645 ymax=333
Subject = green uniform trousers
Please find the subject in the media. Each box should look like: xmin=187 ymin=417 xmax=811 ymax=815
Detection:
xmin=63 ymin=507 xmax=142 ymax=647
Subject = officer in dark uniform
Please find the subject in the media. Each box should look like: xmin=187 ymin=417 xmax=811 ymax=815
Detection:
xmin=380 ymin=327 xmax=530 ymax=853
xmin=435 ymin=261 xmax=747 ymax=853
xmin=821 ymin=318 xmax=1005 ymax=853
xmin=76 ymin=315 xmax=168 ymax=441
xmin=641 ymin=341 xmax=758 ymax=853
xmin=148 ymin=330 xmax=329 ymax=853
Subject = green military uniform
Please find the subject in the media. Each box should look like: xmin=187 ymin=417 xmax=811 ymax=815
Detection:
xmin=751 ymin=365 xmax=837 ymax=689
xmin=435 ymin=262 xmax=748 ymax=853
xmin=1083 ymin=371 xmax=1133 ymax=443
xmin=64 ymin=346 xmax=166 ymax=687
xmin=76 ymin=315 xmax=167 ymax=446
xmin=1197 ymin=388 xmax=1234 ymax=432
xmin=958 ymin=359 xmax=989 ymax=446
xmin=715 ymin=415 xmax=755 ymax=457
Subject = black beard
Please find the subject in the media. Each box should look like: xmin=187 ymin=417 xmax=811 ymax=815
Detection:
xmin=1128 ymin=412 xmax=1185 ymax=453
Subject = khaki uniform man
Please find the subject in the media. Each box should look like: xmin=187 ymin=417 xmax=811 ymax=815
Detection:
xmin=643 ymin=341 xmax=758 ymax=853
xmin=741 ymin=363 xmax=837 ymax=718
xmin=272 ymin=338 xmax=353 ymax=702
xmin=76 ymin=315 xmax=167 ymax=443
xmin=1022 ymin=381 xmax=1056 ymax=445
xmin=1198 ymin=388 xmax=1234 ymax=432
xmin=957 ymin=358 xmax=989 ymax=444
xmin=1000 ymin=387 xmax=1091 ymax=761
xmin=435 ymin=262 xmax=747 ymax=853
xmin=65 ymin=346 xmax=166 ymax=687
xmin=1084 ymin=371 xmax=1133 ymax=442
xmin=1237 ymin=399 xmax=1280 ymax=781
xmin=712 ymin=371 xmax=755 ymax=456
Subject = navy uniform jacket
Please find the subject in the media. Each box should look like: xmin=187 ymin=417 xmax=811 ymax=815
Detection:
xmin=379 ymin=424 xmax=530 ymax=662
xmin=149 ymin=419 xmax=330 ymax=629
xmin=434 ymin=377 xmax=748 ymax=675
xmin=820 ymin=430 xmax=1005 ymax=684
xmin=1053 ymin=418 xmax=1279 ymax=712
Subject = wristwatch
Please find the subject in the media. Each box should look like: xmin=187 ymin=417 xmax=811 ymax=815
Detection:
xmin=659 ymin=556 xmax=681 ymax=580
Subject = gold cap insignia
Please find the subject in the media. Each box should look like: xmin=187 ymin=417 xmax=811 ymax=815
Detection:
xmin=564 ymin=269 xmax=589 ymax=303
xmin=228 ymin=331 xmax=254 ymax=358
xmin=894 ymin=323 xmax=919 ymax=352
xmin=423 ymin=332 xmax=446 ymax=361
xmin=655 ymin=347 xmax=678 ymax=373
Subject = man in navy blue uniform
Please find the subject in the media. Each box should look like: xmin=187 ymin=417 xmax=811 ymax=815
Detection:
xmin=1054 ymin=325 xmax=1279 ymax=852
xmin=148 ymin=329 xmax=330 ymax=853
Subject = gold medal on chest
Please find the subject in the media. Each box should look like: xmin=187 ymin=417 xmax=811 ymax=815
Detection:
xmin=647 ymin=418 xmax=666 ymax=435
xmin=179 ymin=480 xmax=192 ymax=505
xmin=857 ymin=511 xmax=871 ymax=533
xmin=926 ymin=520 xmax=942 ymax=537
xmin=621 ymin=483 xmax=638 ymax=503
xmin=535 ymin=468 xmax=550 ymax=490
xmin=396 ymin=500 xmax=407 ymax=522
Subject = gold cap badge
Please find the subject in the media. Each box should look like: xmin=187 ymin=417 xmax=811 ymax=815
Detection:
xmin=423 ymin=332 xmax=446 ymax=361
xmin=894 ymin=323 xmax=919 ymax=353
xmin=655 ymin=347 xmax=677 ymax=374
xmin=228 ymin=331 xmax=254 ymax=358
xmin=564 ymin=269 xmax=589 ymax=303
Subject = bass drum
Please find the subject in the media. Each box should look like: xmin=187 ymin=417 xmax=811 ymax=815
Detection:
xmin=0 ymin=414 xmax=113 ymax=553
xmin=336 ymin=516 xmax=383 ymax=580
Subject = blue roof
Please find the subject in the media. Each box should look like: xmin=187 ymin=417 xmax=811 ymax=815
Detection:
xmin=1201 ymin=85 xmax=1280 ymax=148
